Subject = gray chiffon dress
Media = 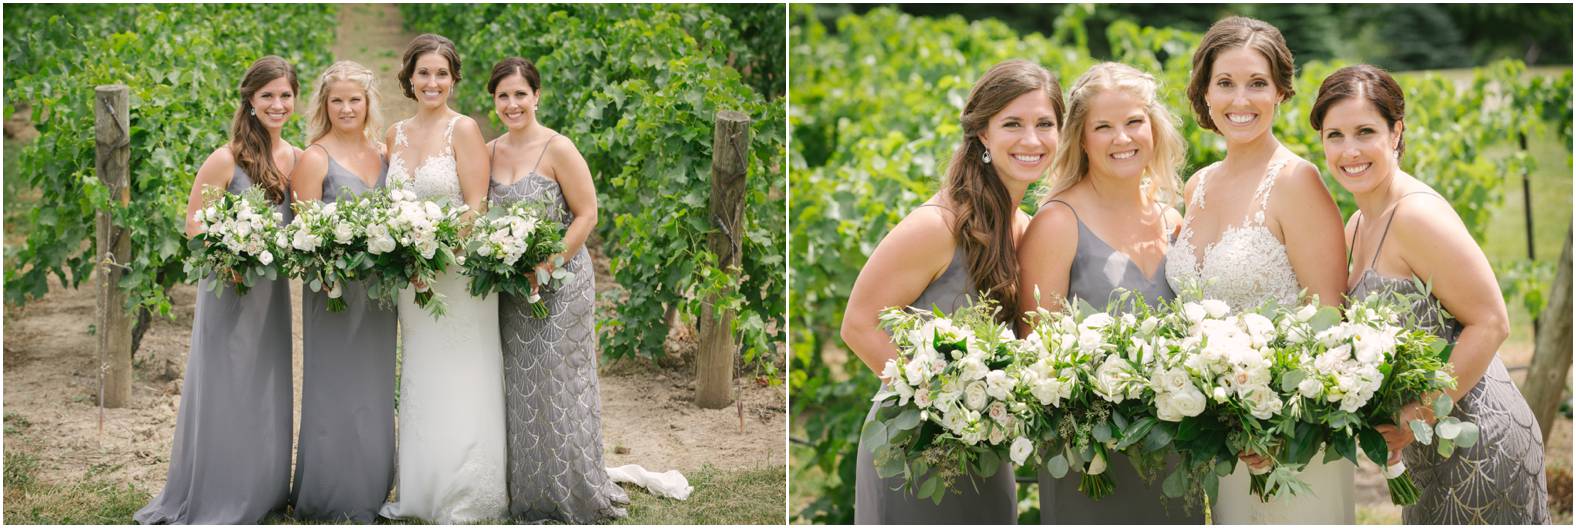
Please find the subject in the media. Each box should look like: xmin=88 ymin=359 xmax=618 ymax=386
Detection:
xmin=1036 ymin=200 xmax=1203 ymax=524
xmin=289 ymin=150 xmax=397 ymax=522
xmin=854 ymin=203 xmax=1018 ymax=524
xmin=489 ymin=136 xmax=629 ymax=524
xmin=1346 ymin=193 xmax=1549 ymax=524
xmin=135 ymin=166 xmax=294 ymax=525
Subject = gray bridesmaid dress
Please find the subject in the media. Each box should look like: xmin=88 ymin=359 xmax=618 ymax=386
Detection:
xmin=289 ymin=149 xmax=398 ymax=522
xmin=1036 ymin=200 xmax=1202 ymax=524
xmin=488 ymin=136 xmax=629 ymax=524
xmin=854 ymin=203 xmax=1018 ymax=525
xmin=1346 ymin=193 xmax=1549 ymax=524
xmin=135 ymin=166 xmax=294 ymax=525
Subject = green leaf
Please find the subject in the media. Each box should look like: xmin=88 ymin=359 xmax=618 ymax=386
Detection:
xmin=1432 ymin=393 xmax=1454 ymax=420
xmin=1115 ymin=417 xmax=1156 ymax=451
xmin=891 ymin=408 xmax=921 ymax=431
xmin=1046 ymin=453 xmax=1069 ymax=478
xmin=974 ymin=448 xmax=1000 ymax=477
xmin=1358 ymin=426 xmax=1390 ymax=468
xmin=1142 ymin=423 xmax=1174 ymax=453
xmin=1162 ymin=466 xmax=1188 ymax=498
xmin=1410 ymin=419 xmax=1435 ymax=445
xmin=1279 ymin=370 xmax=1306 ymax=392
xmin=1454 ymin=421 xmax=1480 ymax=448
xmin=859 ymin=420 xmax=888 ymax=452
xmin=917 ymin=475 xmax=939 ymax=503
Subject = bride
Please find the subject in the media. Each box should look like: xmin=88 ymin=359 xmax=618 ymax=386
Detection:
xmin=1170 ymin=17 xmax=1351 ymax=523
xmin=377 ymin=34 xmax=508 ymax=524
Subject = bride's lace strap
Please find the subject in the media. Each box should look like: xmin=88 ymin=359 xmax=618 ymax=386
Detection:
xmin=442 ymin=115 xmax=462 ymax=155
xmin=1250 ymin=158 xmax=1292 ymax=225
xmin=1188 ymin=162 xmax=1221 ymax=211
xmin=395 ymin=119 xmax=411 ymax=148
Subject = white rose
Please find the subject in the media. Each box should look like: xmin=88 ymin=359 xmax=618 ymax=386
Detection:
xmin=257 ymin=250 xmax=274 ymax=265
xmin=1170 ymin=386 xmax=1206 ymax=419
xmin=1183 ymin=302 xmax=1206 ymax=323
xmin=1298 ymin=377 xmax=1324 ymax=399
xmin=1010 ymin=437 xmax=1034 ymax=466
xmin=1201 ymin=299 xmax=1231 ymax=318
xmin=1243 ymin=387 xmax=1284 ymax=420
xmin=1032 ymin=377 xmax=1065 ymax=407
xmin=333 ymin=223 xmax=354 ymax=244
xmin=957 ymin=355 xmax=989 ymax=382
xmin=1077 ymin=328 xmax=1104 ymax=353
xmin=984 ymin=370 xmax=1012 ymax=400
xmin=1240 ymin=313 xmax=1276 ymax=348
xmin=1155 ymin=367 xmax=1191 ymax=394
xmin=988 ymin=426 xmax=1006 ymax=445
xmin=1082 ymin=312 xmax=1114 ymax=330
xmin=963 ymin=381 xmax=989 ymax=411
xmin=1093 ymin=356 xmax=1135 ymax=403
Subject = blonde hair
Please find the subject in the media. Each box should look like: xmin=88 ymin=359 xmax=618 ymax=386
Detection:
xmin=1044 ymin=62 xmax=1184 ymax=208
xmin=306 ymin=60 xmax=382 ymax=145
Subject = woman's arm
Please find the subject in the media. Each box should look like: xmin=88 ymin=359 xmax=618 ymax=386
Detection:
xmin=183 ymin=147 xmax=237 ymax=237
xmin=1016 ymin=202 xmax=1079 ymax=336
xmin=840 ymin=206 xmax=957 ymax=376
xmin=546 ymin=136 xmax=597 ymax=263
xmin=451 ymin=116 xmax=492 ymax=213
xmin=1275 ymin=160 xmax=1348 ymax=307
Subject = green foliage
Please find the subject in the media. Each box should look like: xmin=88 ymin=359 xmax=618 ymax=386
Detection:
xmin=400 ymin=4 xmax=786 ymax=374
xmin=789 ymin=5 xmax=1572 ymax=522
xmin=3 ymin=4 xmax=337 ymax=320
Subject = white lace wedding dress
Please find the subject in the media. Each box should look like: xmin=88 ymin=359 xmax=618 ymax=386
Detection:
xmin=379 ymin=115 xmax=509 ymax=524
xmin=1166 ymin=158 xmax=1355 ymax=524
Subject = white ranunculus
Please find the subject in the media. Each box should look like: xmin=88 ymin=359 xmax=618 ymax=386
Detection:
xmin=1010 ymin=437 xmax=1034 ymax=466
xmin=963 ymin=381 xmax=989 ymax=411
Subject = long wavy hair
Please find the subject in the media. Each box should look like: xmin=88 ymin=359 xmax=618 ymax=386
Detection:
xmin=945 ymin=59 xmax=1064 ymax=321
xmin=228 ymin=56 xmax=298 ymax=203
xmin=306 ymin=60 xmax=382 ymax=146
xmin=1044 ymin=62 xmax=1185 ymax=209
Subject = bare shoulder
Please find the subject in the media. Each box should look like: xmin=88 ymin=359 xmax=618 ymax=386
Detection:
xmin=451 ymin=114 xmax=484 ymax=138
xmin=547 ymin=131 xmax=581 ymax=155
xmin=1390 ymin=191 xmax=1465 ymax=244
xmin=873 ymin=203 xmax=959 ymax=273
xmin=203 ymin=145 xmax=236 ymax=168
xmin=1275 ymin=156 xmax=1331 ymax=195
xmin=298 ymin=143 xmax=329 ymax=164
xmin=1025 ymin=197 xmax=1080 ymax=242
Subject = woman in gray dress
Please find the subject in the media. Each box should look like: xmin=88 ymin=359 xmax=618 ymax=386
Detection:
xmin=1311 ymin=64 xmax=1549 ymax=524
xmin=842 ymin=59 xmax=1063 ymax=524
xmin=1017 ymin=62 xmax=1200 ymax=524
xmin=136 ymin=56 xmax=301 ymax=525
xmin=285 ymin=60 xmax=397 ymax=523
xmin=485 ymin=57 xmax=629 ymax=524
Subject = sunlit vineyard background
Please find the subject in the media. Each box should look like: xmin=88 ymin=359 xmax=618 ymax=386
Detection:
xmin=788 ymin=4 xmax=1572 ymax=523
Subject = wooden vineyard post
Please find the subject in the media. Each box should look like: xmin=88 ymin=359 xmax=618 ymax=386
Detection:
xmin=1521 ymin=226 xmax=1572 ymax=442
xmin=696 ymin=110 xmax=750 ymax=409
xmin=95 ymin=85 xmax=133 ymax=408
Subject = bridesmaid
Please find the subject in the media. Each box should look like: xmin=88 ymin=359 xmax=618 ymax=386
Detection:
xmin=135 ymin=56 xmax=300 ymax=525
xmin=485 ymin=57 xmax=629 ymax=523
xmin=843 ymin=59 xmax=1062 ymax=524
xmin=1311 ymin=64 xmax=1550 ymax=524
xmin=286 ymin=60 xmax=396 ymax=523
xmin=1171 ymin=17 xmax=1352 ymax=523
xmin=1017 ymin=62 xmax=1200 ymax=524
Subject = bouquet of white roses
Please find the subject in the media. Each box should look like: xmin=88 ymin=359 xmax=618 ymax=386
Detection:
xmin=1020 ymin=291 xmax=1182 ymax=501
xmin=282 ymin=195 xmax=378 ymax=312
xmin=362 ymin=186 xmax=466 ymax=317
xmin=867 ymin=298 xmax=1040 ymax=505
xmin=460 ymin=200 xmax=568 ymax=318
xmin=1285 ymin=288 xmax=1468 ymax=505
xmin=184 ymin=186 xmax=287 ymax=297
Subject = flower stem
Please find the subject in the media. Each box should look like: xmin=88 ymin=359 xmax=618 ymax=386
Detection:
xmin=1386 ymin=473 xmax=1420 ymax=506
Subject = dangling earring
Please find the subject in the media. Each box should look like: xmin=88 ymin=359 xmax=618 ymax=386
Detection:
xmin=249 ymin=107 xmax=256 ymax=116
xmin=981 ymin=150 xmax=992 ymax=164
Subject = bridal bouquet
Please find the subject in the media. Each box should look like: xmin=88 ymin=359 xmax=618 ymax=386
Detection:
xmin=1020 ymin=291 xmax=1183 ymax=501
xmin=282 ymin=195 xmax=378 ymax=312
xmin=1288 ymin=290 xmax=1469 ymax=505
xmin=184 ymin=186 xmax=287 ymax=296
xmin=866 ymin=298 xmax=1039 ymax=505
xmin=459 ymin=199 xmax=568 ymax=318
xmin=362 ymin=186 xmax=466 ymax=317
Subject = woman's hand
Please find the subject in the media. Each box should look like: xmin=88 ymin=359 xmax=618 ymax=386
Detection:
xmin=1375 ymin=400 xmax=1435 ymax=462
xmin=1239 ymin=451 xmax=1273 ymax=474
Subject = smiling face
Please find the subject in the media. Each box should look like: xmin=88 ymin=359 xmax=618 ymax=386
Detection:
xmin=978 ymin=90 xmax=1059 ymax=187
xmin=1081 ymin=89 xmax=1153 ymax=181
xmin=249 ymin=76 xmax=295 ymax=132
xmin=1320 ymin=96 xmax=1402 ymax=196
xmin=323 ymin=79 xmax=368 ymax=134
xmin=411 ymin=52 xmax=454 ymax=109
xmin=492 ymin=73 xmax=538 ymax=131
xmin=1205 ymin=46 xmax=1280 ymax=144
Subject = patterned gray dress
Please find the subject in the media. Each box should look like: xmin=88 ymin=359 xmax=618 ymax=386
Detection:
xmin=854 ymin=203 xmax=1018 ymax=524
xmin=1035 ymin=200 xmax=1202 ymax=524
xmin=136 ymin=166 xmax=294 ymax=524
xmin=289 ymin=149 xmax=397 ymax=522
xmin=1347 ymin=194 xmax=1549 ymax=524
xmin=489 ymin=136 xmax=629 ymax=524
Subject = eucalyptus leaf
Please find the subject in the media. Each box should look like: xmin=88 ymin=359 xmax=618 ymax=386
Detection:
xmin=1433 ymin=393 xmax=1454 ymax=420
xmin=1454 ymin=421 xmax=1480 ymax=448
xmin=1409 ymin=419 xmax=1435 ymax=445
xmin=1162 ymin=466 xmax=1187 ymax=498
xmin=1046 ymin=453 xmax=1069 ymax=478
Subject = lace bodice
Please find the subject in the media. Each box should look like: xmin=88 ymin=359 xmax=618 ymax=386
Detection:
xmin=387 ymin=115 xmax=463 ymax=205
xmin=1165 ymin=158 xmax=1300 ymax=309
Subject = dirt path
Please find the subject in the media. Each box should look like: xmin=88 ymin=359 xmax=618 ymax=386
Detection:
xmin=1 ymin=2 xmax=783 ymax=499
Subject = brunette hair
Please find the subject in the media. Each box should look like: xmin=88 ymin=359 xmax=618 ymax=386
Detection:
xmin=398 ymin=34 xmax=462 ymax=100
xmin=487 ymin=57 xmax=541 ymax=95
xmin=946 ymin=59 xmax=1065 ymax=321
xmin=1309 ymin=64 xmax=1408 ymax=159
xmin=229 ymin=56 xmax=297 ymax=203
xmin=1187 ymin=16 xmax=1297 ymax=132
xmin=306 ymin=60 xmax=382 ymax=145
xmin=1046 ymin=62 xmax=1185 ymax=208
